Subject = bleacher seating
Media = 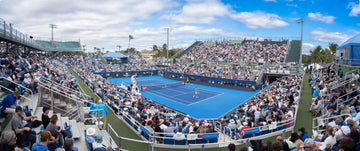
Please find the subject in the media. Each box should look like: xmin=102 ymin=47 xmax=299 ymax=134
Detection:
xmin=285 ymin=40 xmax=301 ymax=63
xmin=175 ymin=41 xmax=203 ymax=58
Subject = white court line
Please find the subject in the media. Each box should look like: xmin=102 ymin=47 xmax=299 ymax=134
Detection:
xmin=172 ymin=91 xmax=195 ymax=97
xmin=148 ymin=90 xmax=193 ymax=105
xmin=186 ymin=92 xmax=224 ymax=106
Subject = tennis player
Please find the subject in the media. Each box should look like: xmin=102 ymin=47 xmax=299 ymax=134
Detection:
xmin=193 ymin=87 xmax=198 ymax=98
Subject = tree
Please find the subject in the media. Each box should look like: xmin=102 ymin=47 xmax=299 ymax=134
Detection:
xmin=162 ymin=43 xmax=167 ymax=57
xmin=329 ymin=43 xmax=338 ymax=55
xmin=128 ymin=35 xmax=134 ymax=48
xmin=152 ymin=45 xmax=160 ymax=57
xmin=310 ymin=46 xmax=322 ymax=63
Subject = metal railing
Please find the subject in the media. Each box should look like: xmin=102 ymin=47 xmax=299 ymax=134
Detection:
xmin=0 ymin=77 xmax=35 ymax=113
xmin=312 ymin=113 xmax=351 ymax=132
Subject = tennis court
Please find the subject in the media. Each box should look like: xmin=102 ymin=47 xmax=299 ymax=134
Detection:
xmin=108 ymin=76 xmax=259 ymax=119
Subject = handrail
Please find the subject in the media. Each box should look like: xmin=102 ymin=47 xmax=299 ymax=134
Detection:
xmin=40 ymin=76 xmax=91 ymax=99
xmin=0 ymin=77 xmax=35 ymax=112
xmin=37 ymin=81 xmax=87 ymax=104
xmin=312 ymin=113 xmax=351 ymax=132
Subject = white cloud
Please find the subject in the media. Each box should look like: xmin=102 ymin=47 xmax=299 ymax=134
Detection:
xmin=311 ymin=30 xmax=351 ymax=43
xmin=163 ymin=0 xmax=230 ymax=24
xmin=286 ymin=4 xmax=298 ymax=7
xmin=230 ymin=11 xmax=288 ymax=29
xmin=308 ymin=12 xmax=335 ymax=24
xmin=302 ymin=43 xmax=316 ymax=54
xmin=348 ymin=2 xmax=360 ymax=16
xmin=0 ymin=0 xmax=174 ymax=51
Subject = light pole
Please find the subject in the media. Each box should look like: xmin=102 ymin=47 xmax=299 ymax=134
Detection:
xmin=297 ymin=18 xmax=305 ymax=70
xmin=49 ymin=24 xmax=57 ymax=43
xmin=165 ymin=27 xmax=170 ymax=63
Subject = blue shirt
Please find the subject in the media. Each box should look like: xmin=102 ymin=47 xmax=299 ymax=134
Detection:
xmin=0 ymin=94 xmax=17 ymax=108
xmin=302 ymin=132 xmax=309 ymax=142
xmin=31 ymin=142 xmax=49 ymax=151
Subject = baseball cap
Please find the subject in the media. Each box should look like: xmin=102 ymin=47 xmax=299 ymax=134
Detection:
xmin=41 ymin=130 xmax=55 ymax=140
xmin=96 ymin=134 xmax=103 ymax=140
xmin=298 ymin=127 xmax=305 ymax=133
xmin=300 ymin=138 xmax=316 ymax=148
xmin=341 ymin=126 xmax=351 ymax=136
xmin=15 ymin=106 xmax=23 ymax=112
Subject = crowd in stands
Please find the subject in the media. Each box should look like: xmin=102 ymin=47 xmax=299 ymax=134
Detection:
xmin=181 ymin=40 xmax=287 ymax=64
xmin=218 ymin=74 xmax=302 ymax=140
xmin=305 ymin=64 xmax=360 ymax=150
xmin=84 ymin=40 xmax=289 ymax=82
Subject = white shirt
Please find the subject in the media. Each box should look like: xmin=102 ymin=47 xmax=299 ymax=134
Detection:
xmin=23 ymin=77 xmax=32 ymax=84
xmin=319 ymin=136 xmax=336 ymax=151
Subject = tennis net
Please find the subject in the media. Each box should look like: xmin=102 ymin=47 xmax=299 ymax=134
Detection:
xmin=141 ymin=81 xmax=185 ymax=91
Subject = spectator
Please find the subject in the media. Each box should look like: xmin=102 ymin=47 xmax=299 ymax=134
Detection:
xmin=11 ymin=106 xmax=36 ymax=148
xmin=85 ymin=127 xmax=97 ymax=145
xmin=298 ymin=127 xmax=309 ymax=142
xmin=32 ymin=130 xmax=55 ymax=151
xmin=64 ymin=138 xmax=78 ymax=151
xmin=46 ymin=115 xmax=65 ymax=147
xmin=271 ymin=141 xmax=283 ymax=151
xmin=318 ymin=125 xmax=336 ymax=150
xmin=338 ymin=139 xmax=356 ymax=151
xmin=289 ymin=133 xmax=303 ymax=151
xmin=228 ymin=143 xmax=235 ymax=151
xmin=0 ymin=90 xmax=20 ymax=116
xmin=0 ymin=130 xmax=20 ymax=151
xmin=92 ymin=135 xmax=106 ymax=151
xmin=42 ymin=106 xmax=51 ymax=129
xmin=300 ymin=139 xmax=320 ymax=151
xmin=276 ymin=136 xmax=290 ymax=151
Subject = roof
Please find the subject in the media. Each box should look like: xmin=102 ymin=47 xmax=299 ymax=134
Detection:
xmin=102 ymin=52 xmax=128 ymax=58
xmin=337 ymin=34 xmax=360 ymax=50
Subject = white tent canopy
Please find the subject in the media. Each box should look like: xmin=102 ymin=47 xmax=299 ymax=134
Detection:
xmin=304 ymin=63 xmax=323 ymax=70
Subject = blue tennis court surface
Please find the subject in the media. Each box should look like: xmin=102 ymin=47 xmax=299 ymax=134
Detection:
xmin=108 ymin=76 xmax=259 ymax=119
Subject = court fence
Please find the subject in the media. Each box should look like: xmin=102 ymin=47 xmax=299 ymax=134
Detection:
xmin=94 ymin=70 xmax=159 ymax=78
xmin=163 ymin=71 xmax=257 ymax=88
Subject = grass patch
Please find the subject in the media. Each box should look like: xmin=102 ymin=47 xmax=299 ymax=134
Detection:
xmin=294 ymin=74 xmax=313 ymax=136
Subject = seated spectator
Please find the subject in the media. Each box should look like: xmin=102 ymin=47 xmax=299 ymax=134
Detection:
xmin=64 ymin=138 xmax=78 ymax=151
xmin=276 ymin=136 xmax=290 ymax=151
xmin=346 ymin=119 xmax=359 ymax=143
xmin=42 ymin=106 xmax=51 ymax=129
xmin=0 ymin=90 xmax=20 ymax=117
xmin=271 ymin=141 xmax=283 ymax=151
xmin=300 ymin=138 xmax=320 ymax=151
xmin=85 ymin=127 xmax=97 ymax=144
xmin=11 ymin=106 xmax=36 ymax=148
xmin=317 ymin=125 xmax=336 ymax=150
xmin=48 ymin=130 xmax=61 ymax=151
xmin=92 ymin=135 xmax=107 ymax=151
xmin=46 ymin=115 xmax=65 ymax=147
xmin=298 ymin=127 xmax=309 ymax=142
xmin=228 ymin=143 xmax=235 ymax=151
xmin=0 ymin=130 xmax=20 ymax=151
xmin=32 ymin=130 xmax=54 ymax=151
xmin=288 ymin=133 xmax=303 ymax=150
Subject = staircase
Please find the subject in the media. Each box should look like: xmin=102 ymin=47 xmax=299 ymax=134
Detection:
xmin=175 ymin=41 xmax=203 ymax=59
xmin=285 ymin=40 xmax=301 ymax=63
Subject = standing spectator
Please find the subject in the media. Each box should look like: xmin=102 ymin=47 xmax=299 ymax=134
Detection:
xmin=32 ymin=130 xmax=54 ymax=151
xmin=11 ymin=106 xmax=36 ymax=148
xmin=0 ymin=90 xmax=20 ymax=116
xmin=42 ymin=107 xmax=51 ymax=129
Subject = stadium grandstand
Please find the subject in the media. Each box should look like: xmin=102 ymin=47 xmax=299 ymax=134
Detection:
xmin=0 ymin=16 xmax=360 ymax=151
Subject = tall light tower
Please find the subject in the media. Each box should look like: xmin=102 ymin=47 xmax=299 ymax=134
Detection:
xmin=165 ymin=27 xmax=170 ymax=62
xmin=117 ymin=45 xmax=121 ymax=52
xmin=49 ymin=24 xmax=57 ymax=42
xmin=297 ymin=18 xmax=305 ymax=70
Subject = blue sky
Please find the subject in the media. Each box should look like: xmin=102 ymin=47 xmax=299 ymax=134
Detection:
xmin=0 ymin=0 xmax=359 ymax=54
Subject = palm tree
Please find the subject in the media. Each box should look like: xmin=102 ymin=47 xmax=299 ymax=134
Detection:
xmin=128 ymin=35 xmax=134 ymax=48
xmin=311 ymin=46 xmax=322 ymax=63
xmin=329 ymin=43 xmax=338 ymax=55
xmin=152 ymin=45 xmax=159 ymax=57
